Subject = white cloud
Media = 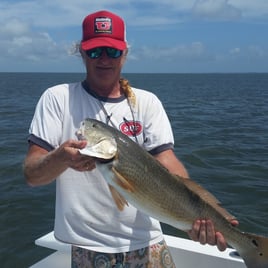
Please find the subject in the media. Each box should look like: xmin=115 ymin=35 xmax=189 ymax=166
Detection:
xmin=12 ymin=36 xmax=33 ymax=47
xmin=229 ymin=46 xmax=267 ymax=59
xmin=229 ymin=47 xmax=240 ymax=54
xmin=131 ymin=42 xmax=210 ymax=61
xmin=0 ymin=18 xmax=68 ymax=63
xmin=247 ymin=45 xmax=266 ymax=58
xmin=230 ymin=0 xmax=268 ymax=18
xmin=192 ymin=0 xmax=241 ymax=20
xmin=0 ymin=18 xmax=29 ymax=37
xmin=0 ymin=0 xmax=267 ymax=72
xmin=129 ymin=42 xmax=268 ymax=68
xmin=129 ymin=15 xmax=182 ymax=27
xmin=0 ymin=0 xmax=267 ymax=31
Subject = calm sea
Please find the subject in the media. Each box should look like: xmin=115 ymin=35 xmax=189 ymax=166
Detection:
xmin=1 ymin=73 xmax=268 ymax=267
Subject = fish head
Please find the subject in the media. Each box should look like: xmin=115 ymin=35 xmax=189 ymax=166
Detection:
xmin=76 ymin=118 xmax=117 ymax=159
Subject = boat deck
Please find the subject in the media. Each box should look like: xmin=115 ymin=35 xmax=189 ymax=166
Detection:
xmin=30 ymin=232 xmax=246 ymax=268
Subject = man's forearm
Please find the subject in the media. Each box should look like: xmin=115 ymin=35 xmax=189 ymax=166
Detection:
xmin=24 ymin=147 xmax=68 ymax=187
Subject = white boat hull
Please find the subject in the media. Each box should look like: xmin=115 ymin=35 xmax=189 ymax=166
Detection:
xmin=30 ymin=232 xmax=246 ymax=268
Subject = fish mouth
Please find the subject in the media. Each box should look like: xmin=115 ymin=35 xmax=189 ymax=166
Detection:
xmin=96 ymin=155 xmax=116 ymax=164
xmin=75 ymin=129 xmax=86 ymax=141
xmin=78 ymin=135 xmax=118 ymax=160
xmin=76 ymin=133 xmax=86 ymax=141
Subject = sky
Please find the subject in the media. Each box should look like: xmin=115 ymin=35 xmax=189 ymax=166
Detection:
xmin=0 ymin=0 xmax=268 ymax=73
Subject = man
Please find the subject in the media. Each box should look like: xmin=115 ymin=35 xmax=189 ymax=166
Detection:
xmin=24 ymin=10 xmax=237 ymax=267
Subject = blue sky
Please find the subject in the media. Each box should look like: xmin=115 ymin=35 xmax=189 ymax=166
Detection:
xmin=0 ymin=0 xmax=267 ymax=73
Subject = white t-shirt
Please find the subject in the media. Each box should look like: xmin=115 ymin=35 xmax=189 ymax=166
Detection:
xmin=29 ymin=82 xmax=175 ymax=253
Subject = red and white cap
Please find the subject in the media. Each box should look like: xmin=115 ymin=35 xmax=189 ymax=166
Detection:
xmin=81 ymin=10 xmax=127 ymax=51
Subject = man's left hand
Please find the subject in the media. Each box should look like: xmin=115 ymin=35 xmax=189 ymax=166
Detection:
xmin=188 ymin=219 xmax=239 ymax=251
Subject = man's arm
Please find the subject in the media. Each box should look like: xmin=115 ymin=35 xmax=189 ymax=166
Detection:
xmin=154 ymin=149 xmax=189 ymax=178
xmin=23 ymin=140 xmax=94 ymax=186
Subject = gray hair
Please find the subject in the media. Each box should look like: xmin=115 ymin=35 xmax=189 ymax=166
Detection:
xmin=68 ymin=41 xmax=130 ymax=58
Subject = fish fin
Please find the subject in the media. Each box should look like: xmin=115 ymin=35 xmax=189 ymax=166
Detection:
xmin=182 ymin=177 xmax=221 ymax=203
xmin=111 ymin=167 xmax=135 ymax=192
xmin=109 ymin=185 xmax=128 ymax=211
xmin=182 ymin=177 xmax=236 ymax=221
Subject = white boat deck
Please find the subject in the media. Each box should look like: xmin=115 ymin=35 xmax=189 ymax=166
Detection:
xmin=30 ymin=231 xmax=246 ymax=268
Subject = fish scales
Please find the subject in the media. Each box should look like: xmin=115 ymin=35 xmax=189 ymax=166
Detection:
xmin=98 ymin=123 xmax=236 ymax=229
xmin=77 ymin=118 xmax=268 ymax=268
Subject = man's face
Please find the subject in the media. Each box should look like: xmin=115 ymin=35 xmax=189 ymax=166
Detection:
xmin=82 ymin=47 xmax=127 ymax=91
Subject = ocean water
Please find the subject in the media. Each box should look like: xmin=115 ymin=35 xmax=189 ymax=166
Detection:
xmin=0 ymin=72 xmax=268 ymax=267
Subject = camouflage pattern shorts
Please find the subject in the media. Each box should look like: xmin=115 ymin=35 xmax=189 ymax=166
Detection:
xmin=71 ymin=239 xmax=176 ymax=268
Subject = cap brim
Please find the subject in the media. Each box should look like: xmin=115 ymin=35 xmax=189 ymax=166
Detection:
xmin=81 ymin=37 xmax=127 ymax=51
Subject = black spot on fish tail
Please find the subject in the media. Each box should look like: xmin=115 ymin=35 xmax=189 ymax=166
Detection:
xmin=251 ymin=239 xmax=264 ymax=257
xmin=252 ymin=239 xmax=259 ymax=247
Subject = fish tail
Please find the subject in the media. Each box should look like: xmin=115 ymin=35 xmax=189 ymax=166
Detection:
xmin=238 ymin=232 xmax=268 ymax=268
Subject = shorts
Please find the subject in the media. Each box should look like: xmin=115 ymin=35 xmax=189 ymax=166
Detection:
xmin=71 ymin=239 xmax=176 ymax=268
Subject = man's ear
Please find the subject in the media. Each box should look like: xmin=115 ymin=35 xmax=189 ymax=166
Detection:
xmin=124 ymin=48 xmax=129 ymax=57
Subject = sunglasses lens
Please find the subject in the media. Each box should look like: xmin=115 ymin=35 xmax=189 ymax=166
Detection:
xmin=86 ymin=48 xmax=103 ymax=59
xmin=85 ymin=47 xmax=123 ymax=59
xmin=106 ymin=48 xmax=122 ymax=58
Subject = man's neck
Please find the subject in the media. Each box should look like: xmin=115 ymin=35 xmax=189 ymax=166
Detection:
xmin=83 ymin=80 xmax=124 ymax=98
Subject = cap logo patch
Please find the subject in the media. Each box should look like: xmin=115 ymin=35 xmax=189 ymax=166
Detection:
xmin=95 ymin=17 xmax=112 ymax=34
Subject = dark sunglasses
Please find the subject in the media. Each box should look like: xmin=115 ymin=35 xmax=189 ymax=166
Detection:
xmin=85 ymin=47 xmax=123 ymax=59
